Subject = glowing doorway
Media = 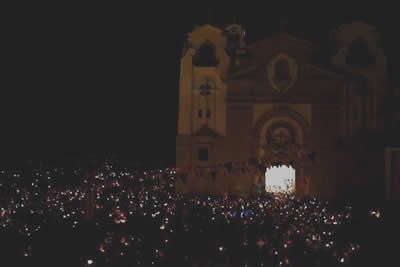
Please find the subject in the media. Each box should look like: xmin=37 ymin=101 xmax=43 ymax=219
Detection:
xmin=265 ymin=165 xmax=295 ymax=193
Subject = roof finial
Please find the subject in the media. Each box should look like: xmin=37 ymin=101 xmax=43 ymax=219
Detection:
xmin=280 ymin=16 xmax=289 ymax=34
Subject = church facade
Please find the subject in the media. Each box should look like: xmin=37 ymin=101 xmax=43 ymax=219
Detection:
xmin=176 ymin=22 xmax=388 ymax=200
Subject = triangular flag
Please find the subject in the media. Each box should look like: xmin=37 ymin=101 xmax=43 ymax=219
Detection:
xmin=210 ymin=168 xmax=217 ymax=181
xmin=224 ymin=161 xmax=233 ymax=175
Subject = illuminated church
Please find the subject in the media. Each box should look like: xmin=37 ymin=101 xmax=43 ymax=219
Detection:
xmin=176 ymin=21 xmax=394 ymax=200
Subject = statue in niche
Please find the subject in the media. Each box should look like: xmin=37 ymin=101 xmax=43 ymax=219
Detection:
xmin=267 ymin=125 xmax=295 ymax=156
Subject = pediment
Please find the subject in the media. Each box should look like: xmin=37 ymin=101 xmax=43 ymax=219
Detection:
xmin=249 ymin=34 xmax=315 ymax=52
xmin=227 ymin=62 xmax=343 ymax=87
xmin=227 ymin=34 xmax=317 ymax=80
xmin=301 ymin=64 xmax=344 ymax=81
xmin=226 ymin=61 xmax=346 ymax=101
xmin=248 ymin=34 xmax=316 ymax=65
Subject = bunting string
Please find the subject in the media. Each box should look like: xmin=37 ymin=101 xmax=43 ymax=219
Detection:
xmin=177 ymin=150 xmax=316 ymax=182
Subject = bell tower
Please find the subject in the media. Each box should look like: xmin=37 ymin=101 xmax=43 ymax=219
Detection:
xmin=330 ymin=21 xmax=388 ymax=199
xmin=177 ymin=24 xmax=229 ymax=136
xmin=176 ymin=24 xmax=229 ymax=185
xmin=330 ymin=21 xmax=387 ymax=133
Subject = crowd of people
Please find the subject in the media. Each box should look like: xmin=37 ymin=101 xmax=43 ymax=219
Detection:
xmin=0 ymin=160 xmax=388 ymax=266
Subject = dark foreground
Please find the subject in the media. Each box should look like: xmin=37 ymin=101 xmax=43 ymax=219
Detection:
xmin=0 ymin=162 xmax=398 ymax=267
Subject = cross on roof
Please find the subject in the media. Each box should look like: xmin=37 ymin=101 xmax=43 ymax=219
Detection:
xmin=200 ymin=78 xmax=213 ymax=96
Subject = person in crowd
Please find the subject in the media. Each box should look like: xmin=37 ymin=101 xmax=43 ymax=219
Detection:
xmin=0 ymin=159 xmax=382 ymax=267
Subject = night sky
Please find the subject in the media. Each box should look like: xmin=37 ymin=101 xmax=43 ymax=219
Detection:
xmin=2 ymin=3 xmax=399 ymax=167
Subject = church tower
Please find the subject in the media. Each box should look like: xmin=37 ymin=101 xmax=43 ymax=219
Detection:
xmin=177 ymin=24 xmax=229 ymax=136
xmin=176 ymin=25 xmax=229 ymax=190
xmin=330 ymin=22 xmax=388 ymax=199
xmin=175 ymin=21 xmax=389 ymax=199
xmin=330 ymin=21 xmax=387 ymax=134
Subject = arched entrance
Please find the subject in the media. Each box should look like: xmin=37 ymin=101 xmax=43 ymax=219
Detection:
xmin=251 ymin=106 xmax=312 ymax=196
xmin=265 ymin=164 xmax=295 ymax=193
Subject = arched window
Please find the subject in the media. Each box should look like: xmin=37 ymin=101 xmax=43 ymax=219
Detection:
xmin=193 ymin=41 xmax=219 ymax=67
xmin=346 ymin=38 xmax=376 ymax=67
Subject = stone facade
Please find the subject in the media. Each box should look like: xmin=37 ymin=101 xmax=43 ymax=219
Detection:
xmin=176 ymin=22 xmax=389 ymax=200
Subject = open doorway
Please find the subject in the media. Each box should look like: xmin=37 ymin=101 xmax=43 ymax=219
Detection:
xmin=265 ymin=165 xmax=295 ymax=193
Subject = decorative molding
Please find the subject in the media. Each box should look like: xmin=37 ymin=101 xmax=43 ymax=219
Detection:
xmin=251 ymin=107 xmax=310 ymax=141
xmin=267 ymin=53 xmax=298 ymax=93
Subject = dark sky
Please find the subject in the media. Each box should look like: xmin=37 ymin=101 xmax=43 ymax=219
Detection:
xmin=2 ymin=3 xmax=399 ymax=166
